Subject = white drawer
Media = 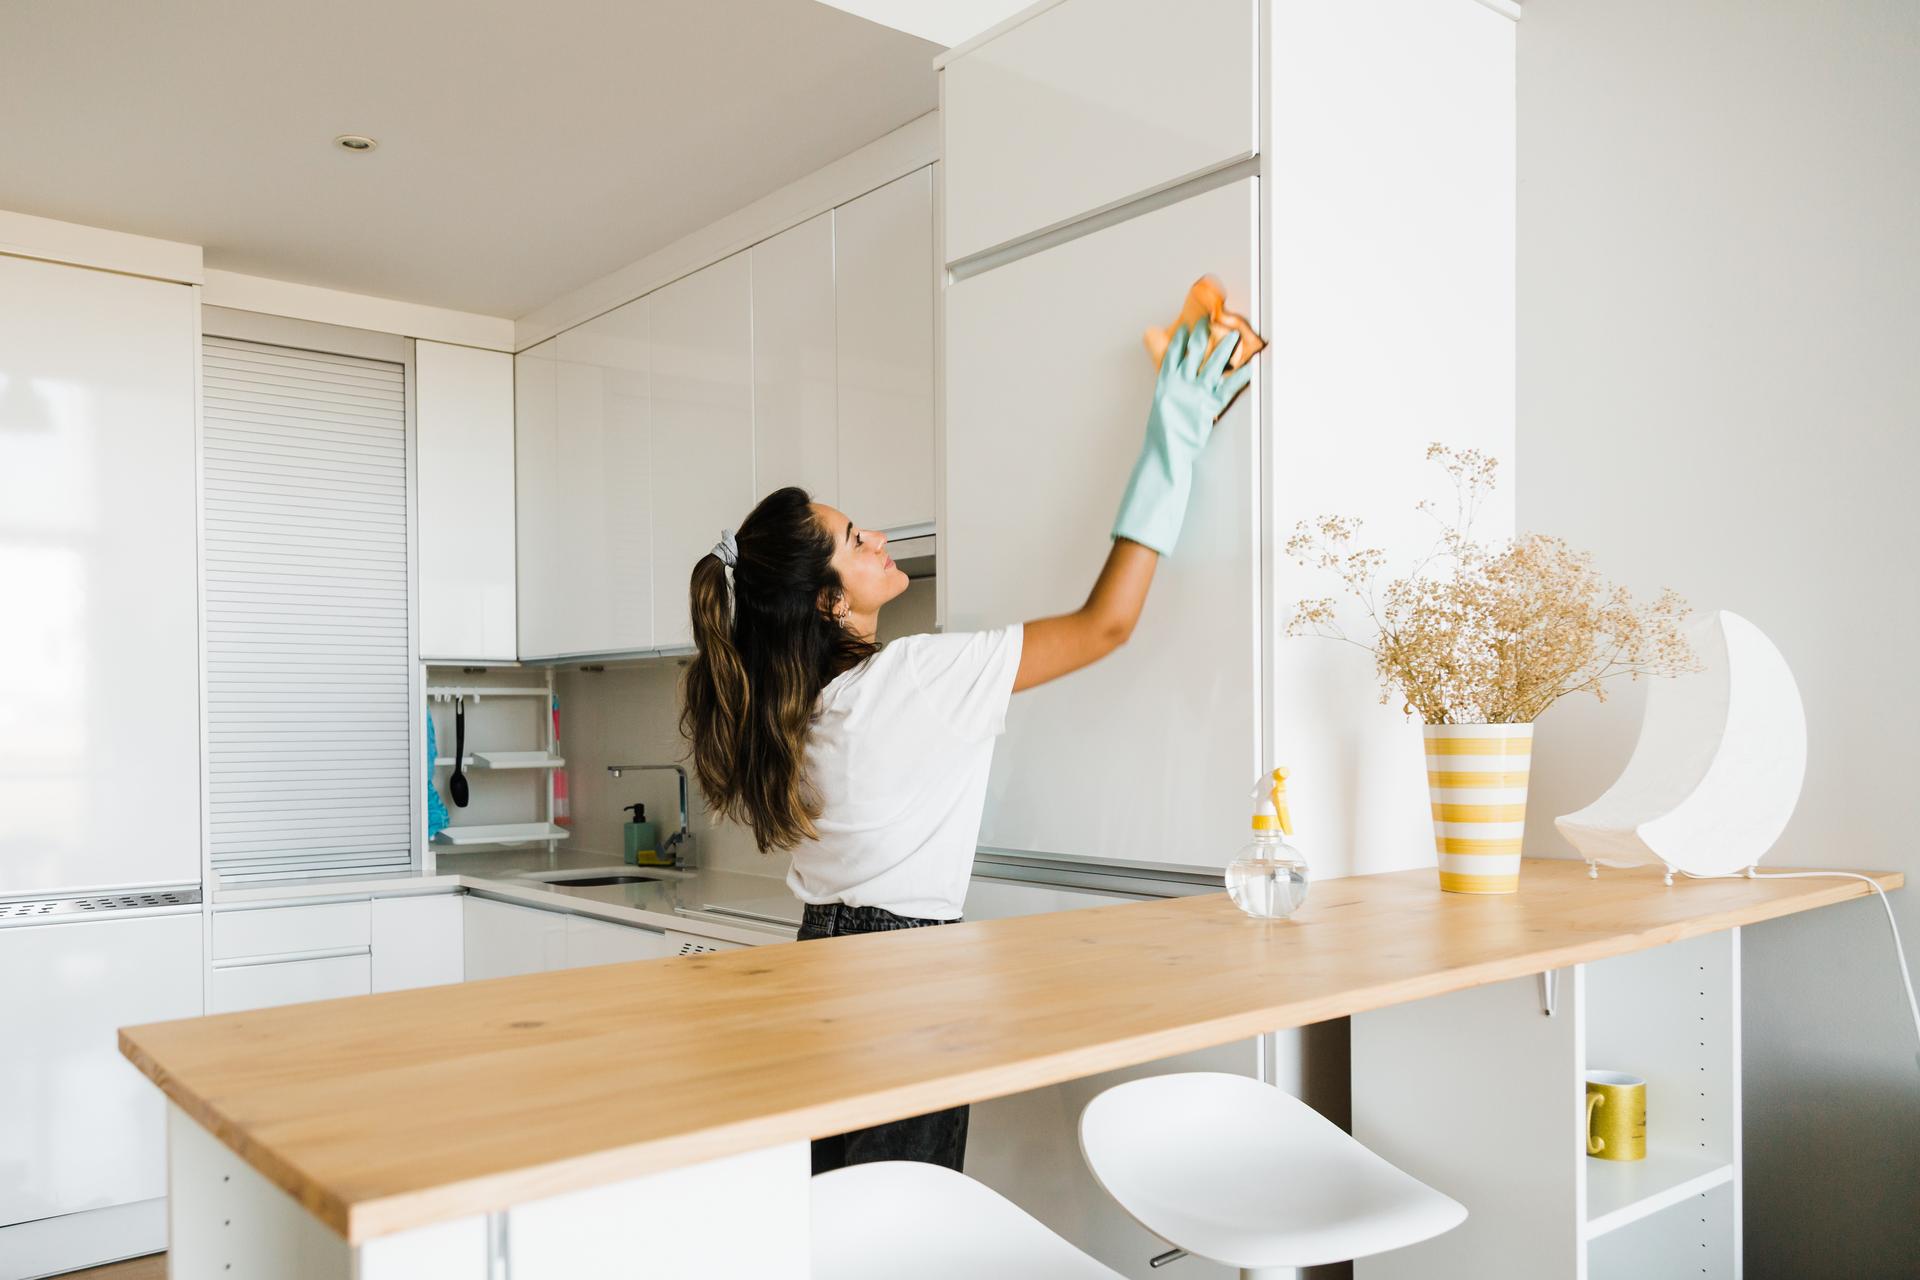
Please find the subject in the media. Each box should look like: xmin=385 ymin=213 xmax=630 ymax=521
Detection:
xmin=212 ymin=900 xmax=371 ymax=960
xmin=941 ymin=0 xmax=1257 ymax=263
xmin=207 ymin=953 xmax=371 ymax=1015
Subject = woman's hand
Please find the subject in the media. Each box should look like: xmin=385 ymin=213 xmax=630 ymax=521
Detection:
xmin=1110 ymin=318 xmax=1252 ymax=555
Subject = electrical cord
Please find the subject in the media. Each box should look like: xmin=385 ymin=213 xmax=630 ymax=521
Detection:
xmin=1681 ymin=867 xmax=1920 ymax=1073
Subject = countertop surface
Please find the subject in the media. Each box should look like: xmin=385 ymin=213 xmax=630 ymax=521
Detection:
xmin=214 ymin=846 xmax=803 ymax=947
xmin=122 ymin=859 xmax=1900 ymax=1243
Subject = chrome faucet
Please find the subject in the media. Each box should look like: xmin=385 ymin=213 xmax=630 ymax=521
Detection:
xmin=604 ymin=763 xmax=696 ymax=869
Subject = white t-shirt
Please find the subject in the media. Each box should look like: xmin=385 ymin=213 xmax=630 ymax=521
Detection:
xmin=785 ymin=625 xmax=1024 ymax=920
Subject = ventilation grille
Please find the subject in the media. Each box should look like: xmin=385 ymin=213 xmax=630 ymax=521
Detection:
xmin=675 ymin=940 xmax=721 ymax=956
xmin=202 ymin=336 xmax=414 ymax=884
xmin=1 ymin=888 xmax=203 ymax=926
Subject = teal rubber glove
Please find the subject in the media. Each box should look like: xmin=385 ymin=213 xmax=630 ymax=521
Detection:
xmin=1111 ymin=318 xmax=1254 ymax=555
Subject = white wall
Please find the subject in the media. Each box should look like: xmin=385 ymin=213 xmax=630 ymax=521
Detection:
xmin=1517 ymin=2 xmax=1920 ymax=1273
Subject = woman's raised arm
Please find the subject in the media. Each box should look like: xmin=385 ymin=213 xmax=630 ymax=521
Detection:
xmin=1014 ymin=320 xmax=1253 ymax=693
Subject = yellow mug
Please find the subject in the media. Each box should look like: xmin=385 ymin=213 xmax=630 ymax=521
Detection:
xmin=1585 ymin=1070 xmax=1646 ymax=1161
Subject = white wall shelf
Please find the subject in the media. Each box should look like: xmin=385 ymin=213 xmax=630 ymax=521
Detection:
xmin=433 ymin=823 xmax=571 ymax=847
xmin=1585 ymin=1149 xmax=1734 ymax=1241
xmin=426 ymin=686 xmax=550 ymax=702
xmin=470 ymin=752 xmax=566 ymax=771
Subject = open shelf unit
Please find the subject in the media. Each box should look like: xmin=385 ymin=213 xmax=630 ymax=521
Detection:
xmin=1353 ymin=926 xmax=1742 ymax=1279
xmin=423 ymin=667 xmax=570 ymax=865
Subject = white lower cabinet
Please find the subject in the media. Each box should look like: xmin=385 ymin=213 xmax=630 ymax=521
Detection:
xmin=565 ymin=913 xmax=675 ymax=965
xmin=463 ymin=896 xmax=671 ymax=978
xmin=0 ymin=913 xmax=201 ymax=1237
xmin=207 ymin=954 xmax=373 ymax=1015
xmin=372 ymin=894 xmax=465 ymax=992
xmin=464 ymin=896 xmax=570 ymax=979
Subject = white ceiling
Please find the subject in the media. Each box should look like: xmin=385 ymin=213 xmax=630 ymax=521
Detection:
xmin=0 ymin=0 xmax=941 ymax=318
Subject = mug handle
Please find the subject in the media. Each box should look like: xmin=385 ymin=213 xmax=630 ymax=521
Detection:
xmin=1586 ymin=1092 xmax=1606 ymax=1156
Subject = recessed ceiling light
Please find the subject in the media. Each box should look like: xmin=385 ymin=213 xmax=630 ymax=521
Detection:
xmin=334 ymin=134 xmax=378 ymax=153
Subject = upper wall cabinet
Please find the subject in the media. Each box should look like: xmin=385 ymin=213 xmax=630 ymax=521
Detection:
xmin=751 ymin=212 xmax=838 ymax=506
xmin=651 ymin=253 xmax=754 ymax=650
xmin=940 ymin=0 xmax=1256 ymax=263
xmin=835 ymin=167 xmax=935 ymax=533
xmin=417 ymin=341 xmax=516 ymax=661
xmin=514 ymin=338 xmax=562 ymax=659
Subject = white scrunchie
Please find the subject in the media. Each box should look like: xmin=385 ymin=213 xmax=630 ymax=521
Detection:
xmin=712 ymin=529 xmax=738 ymax=568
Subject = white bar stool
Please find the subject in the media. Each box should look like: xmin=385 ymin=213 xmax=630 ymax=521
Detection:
xmin=1079 ymin=1072 xmax=1466 ymax=1279
xmin=812 ymin=1160 xmax=1124 ymax=1280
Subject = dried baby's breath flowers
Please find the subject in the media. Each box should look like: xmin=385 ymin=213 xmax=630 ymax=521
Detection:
xmin=1287 ymin=444 xmax=1698 ymax=724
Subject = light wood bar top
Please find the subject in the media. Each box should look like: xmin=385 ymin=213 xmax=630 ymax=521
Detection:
xmin=120 ymin=859 xmax=1900 ymax=1242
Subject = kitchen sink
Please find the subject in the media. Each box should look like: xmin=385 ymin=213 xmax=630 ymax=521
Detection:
xmin=538 ymin=873 xmax=659 ymax=887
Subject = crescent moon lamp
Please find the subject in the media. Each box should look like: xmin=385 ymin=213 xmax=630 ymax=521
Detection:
xmin=1555 ymin=610 xmax=1808 ymax=884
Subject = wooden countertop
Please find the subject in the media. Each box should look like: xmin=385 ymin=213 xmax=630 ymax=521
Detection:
xmin=121 ymin=859 xmax=1900 ymax=1242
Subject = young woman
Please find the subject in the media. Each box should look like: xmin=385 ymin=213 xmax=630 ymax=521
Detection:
xmin=680 ymin=320 xmax=1252 ymax=1174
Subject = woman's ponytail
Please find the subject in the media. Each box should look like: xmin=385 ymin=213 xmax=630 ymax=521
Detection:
xmin=683 ymin=551 xmax=748 ymax=823
xmin=678 ymin=487 xmax=876 ymax=852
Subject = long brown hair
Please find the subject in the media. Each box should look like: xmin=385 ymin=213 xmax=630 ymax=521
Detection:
xmin=680 ymin=487 xmax=877 ymax=852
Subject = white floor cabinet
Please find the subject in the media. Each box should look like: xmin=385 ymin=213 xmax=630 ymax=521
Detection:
xmin=0 ymin=911 xmax=201 ymax=1275
xmin=462 ymin=895 xmax=672 ymax=979
xmin=1354 ymin=929 xmax=1742 ymax=1279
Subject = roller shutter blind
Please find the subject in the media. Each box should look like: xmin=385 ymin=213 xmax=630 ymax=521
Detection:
xmin=201 ymin=336 xmax=413 ymax=883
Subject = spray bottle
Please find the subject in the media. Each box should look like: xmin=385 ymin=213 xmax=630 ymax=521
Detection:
xmin=1226 ymin=767 xmax=1310 ymax=919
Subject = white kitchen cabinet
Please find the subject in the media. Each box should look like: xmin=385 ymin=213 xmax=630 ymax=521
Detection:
xmin=514 ymin=338 xmax=563 ymax=659
xmin=211 ymin=899 xmax=370 ymax=960
xmin=593 ymin=297 xmax=655 ymax=651
xmin=834 ymin=167 xmax=935 ymax=532
xmin=649 ymin=252 xmax=754 ymax=649
xmin=944 ymin=176 xmax=1260 ymax=868
xmin=417 ymin=341 xmax=517 ymax=661
xmin=939 ymin=0 xmax=1256 ymax=265
xmin=208 ymin=953 xmax=373 ymax=1015
xmin=554 ymin=322 xmax=615 ymax=656
xmin=463 ymin=896 xmax=568 ymax=980
xmin=372 ymin=893 xmax=465 ymax=993
xmin=564 ymin=913 xmax=674 ymax=966
xmin=752 ymin=212 xmax=838 ymax=505
xmin=0 ymin=913 xmax=201 ymax=1231
xmin=0 ymin=255 xmax=199 ymax=894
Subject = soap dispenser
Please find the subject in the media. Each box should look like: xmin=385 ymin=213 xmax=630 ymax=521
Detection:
xmin=1226 ymin=768 xmax=1310 ymax=919
xmin=622 ymin=803 xmax=659 ymax=868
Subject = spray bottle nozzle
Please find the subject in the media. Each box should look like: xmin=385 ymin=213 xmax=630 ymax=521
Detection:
xmin=1250 ymin=767 xmax=1293 ymax=836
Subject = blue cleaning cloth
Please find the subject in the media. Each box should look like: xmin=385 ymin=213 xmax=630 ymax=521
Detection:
xmin=426 ymin=711 xmax=449 ymax=838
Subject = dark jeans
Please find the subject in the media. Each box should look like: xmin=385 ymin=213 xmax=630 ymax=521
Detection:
xmin=798 ymin=901 xmax=969 ymax=1175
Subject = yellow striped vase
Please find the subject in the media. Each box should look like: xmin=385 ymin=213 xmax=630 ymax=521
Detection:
xmin=1424 ymin=723 xmax=1533 ymax=894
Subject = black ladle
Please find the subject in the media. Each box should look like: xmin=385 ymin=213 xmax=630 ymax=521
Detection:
xmin=448 ymin=696 xmax=470 ymax=808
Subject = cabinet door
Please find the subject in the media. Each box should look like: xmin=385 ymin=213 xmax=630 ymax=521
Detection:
xmin=207 ymin=954 xmax=372 ymax=1014
xmin=596 ymin=298 xmax=655 ymax=651
xmin=944 ymin=178 xmax=1259 ymax=867
xmin=0 ymin=256 xmax=199 ymax=893
xmin=649 ymin=253 xmax=754 ymax=649
xmin=752 ymin=212 xmax=838 ymax=506
xmin=0 ymin=913 xmax=200 ymax=1228
xmin=835 ymin=167 xmax=935 ymax=532
xmin=564 ymin=914 xmax=674 ymax=967
xmin=941 ymin=0 xmax=1256 ymax=263
xmin=463 ymin=896 xmax=568 ymax=980
xmin=514 ymin=338 xmax=562 ymax=658
xmin=371 ymin=893 xmax=465 ymax=993
xmin=417 ymin=341 xmax=517 ymax=660
xmin=554 ymin=323 xmax=614 ymax=655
